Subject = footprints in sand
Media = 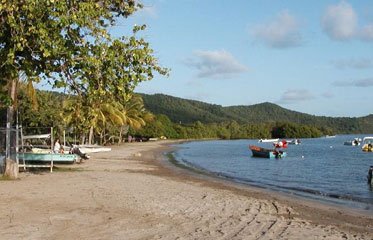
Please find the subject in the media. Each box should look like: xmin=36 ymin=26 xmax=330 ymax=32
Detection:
xmin=144 ymin=190 xmax=363 ymax=240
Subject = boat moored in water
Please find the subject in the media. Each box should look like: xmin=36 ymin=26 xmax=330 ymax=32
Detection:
xmin=361 ymin=137 xmax=373 ymax=152
xmin=249 ymin=145 xmax=287 ymax=159
xmin=258 ymin=138 xmax=279 ymax=143
xmin=344 ymin=138 xmax=361 ymax=146
xmin=287 ymin=139 xmax=301 ymax=145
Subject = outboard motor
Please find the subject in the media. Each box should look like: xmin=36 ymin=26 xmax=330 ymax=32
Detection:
xmin=368 ymin=166 xmax=373 ymax=185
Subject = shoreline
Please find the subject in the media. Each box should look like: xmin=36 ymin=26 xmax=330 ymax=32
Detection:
xmin=155 ymin=141 xmax=373 ymax=233
xmin=0 ymin=140 xmax=372 ymax=239
xmin=166 ymin=140 xmax=373 ymax=214
xmin=167 ymin=146 xmax=373 ymax=215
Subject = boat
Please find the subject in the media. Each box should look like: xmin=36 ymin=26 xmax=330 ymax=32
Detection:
xmin=324 ymin=135 xmax=336 ymax=138
xmin=73 ymin=144 xmax=111 ymax=154
xmin=344 ymin=138 xmax=361 ymax=146
xmin=361 ymin=137 xmax=373 ymax=152
xmin=249 ymin=145 xmax=287 ymax=159
xmin=23 ymin=134 xmax=51 ymax=140
xmin=273 ymin=140 xmax=288 ymax=148
xmin=18 ymin=152 xmax=77 ymax=163
xmin=258 ymin=138 xmax=279 ymax=143
xmin=287 ymin=139 xmax=301 ymax=145
xmin=31 ymin=147 xmax=51 ymax=153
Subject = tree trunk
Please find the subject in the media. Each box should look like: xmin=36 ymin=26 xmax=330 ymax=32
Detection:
xmin=99 ymin=130 xmax=103 ymax=145
xmin=4 ymin=159 xmax=18 ymax=179
xmin=4 ymin=78 xmax=18 ymax=178
xmin=88 ymin=126 xmax=94 ymax=145
xmin=119 ymin=126 xmax=123 ymax=145
xmin=81 ymin=133 xmax=86 ymax=145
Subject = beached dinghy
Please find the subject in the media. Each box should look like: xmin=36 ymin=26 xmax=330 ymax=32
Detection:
xmin=18 ymin=152 xmax=77 ymax=163
xmin=73 ymin=144 xmax=112 ymax=154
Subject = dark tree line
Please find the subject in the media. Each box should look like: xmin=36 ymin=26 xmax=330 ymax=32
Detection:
xmin=130 ymin=114 xmax=331 ymax=140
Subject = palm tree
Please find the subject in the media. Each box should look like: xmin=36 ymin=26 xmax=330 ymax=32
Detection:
xmin=62 ymin=97 xmax=123 ymax=145
xmin=61 ymin=94 xmax=153 ymax=145
xmin=121 ymin=95 xmax=153 ymax=142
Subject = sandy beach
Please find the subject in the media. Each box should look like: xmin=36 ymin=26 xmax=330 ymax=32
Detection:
xmin=0 ymin=140 xmax=372 ymax=240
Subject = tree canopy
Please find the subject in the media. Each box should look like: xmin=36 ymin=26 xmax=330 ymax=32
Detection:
xmin=0 ymin=0 xmax=168 ymax=108
xmin=1 ymin=0 xmax=169 ymax=150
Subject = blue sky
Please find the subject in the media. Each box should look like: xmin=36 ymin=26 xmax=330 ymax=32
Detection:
xmin=115 ymin=0 xmax=373 ymax=117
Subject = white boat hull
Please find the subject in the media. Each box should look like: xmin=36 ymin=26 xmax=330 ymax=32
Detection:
xmin=258 ymin=138 xmax=279 ymax=143
xmin=75 ymin=145 xmax=112 ymax=154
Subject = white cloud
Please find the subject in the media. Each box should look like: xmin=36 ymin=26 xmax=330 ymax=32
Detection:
xmin=334 ymin=78 xmax=373 ymax=87
xmin=360 ymin=24 xmax=373 ymax=41
xmin=321 ymin=1 xmax=357 ymax=41
xmin=251 ymin=10 xmax=302 ymax=48
xmin=331 ymin=58 xmax=373 ymax=69
xmin=278 ymin=89 xmax=315 ymax=104
xmin=184 ymin=50 xmax=248 ymax=78
xmin=321 ymin=1 xmax=373 ymax=42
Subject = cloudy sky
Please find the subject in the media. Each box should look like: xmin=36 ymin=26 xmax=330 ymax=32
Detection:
xmin=119 ymin=0 xmax=373 ymax=117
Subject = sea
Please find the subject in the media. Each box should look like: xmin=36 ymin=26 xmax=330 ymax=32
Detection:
xmin=170 ymin=134 xmax=373 ymax=212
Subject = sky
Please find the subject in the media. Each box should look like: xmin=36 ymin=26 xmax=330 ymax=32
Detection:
xmin=112 ymin=0 xmax=373 ymax=118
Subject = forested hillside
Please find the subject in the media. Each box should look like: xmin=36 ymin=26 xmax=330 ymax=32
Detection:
xmin=2 ymin=91 xmax=372 ymax=142
xmin=140 ymin=93 xmax=373 ymax=134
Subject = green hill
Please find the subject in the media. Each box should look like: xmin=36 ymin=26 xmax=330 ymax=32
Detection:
xmin=140 ymin=93 xmax=373 ymax=134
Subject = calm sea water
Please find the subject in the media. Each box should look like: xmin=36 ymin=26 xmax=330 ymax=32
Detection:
xmin=172 ymin=134 xmax=373 ymax=211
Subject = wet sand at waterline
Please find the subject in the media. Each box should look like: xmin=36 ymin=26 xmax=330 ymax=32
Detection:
xmin=0 ymin=140 xmax=372 ymax=239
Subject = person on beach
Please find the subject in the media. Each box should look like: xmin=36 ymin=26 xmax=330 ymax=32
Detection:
xmin=54 ymin=138 xmax=62 ymax=153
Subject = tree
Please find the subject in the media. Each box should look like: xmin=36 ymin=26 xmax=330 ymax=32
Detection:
xmin=0 ymin=1 xmax=168 ymax=178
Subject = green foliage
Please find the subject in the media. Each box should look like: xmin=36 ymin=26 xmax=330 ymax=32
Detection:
xmin=4 ymin=89 xmax=373 ymax=141
xmin=130 ymin=114 xmax=326 ymax=140
xmin=141 ymin=93 xmax=373 ymax=135
xmin=1 ymin=0 xmax=169 ymax=146
xmin=18 ymin=88 xmax=65 ymax=133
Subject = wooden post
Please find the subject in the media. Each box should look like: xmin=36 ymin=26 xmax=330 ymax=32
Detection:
xmin=51 ymin=127 xmax=54 ymax=152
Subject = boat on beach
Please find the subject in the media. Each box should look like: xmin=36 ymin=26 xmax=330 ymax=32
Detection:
xmin=73 ymin=144 xmax=112 ymax=154
xmin=18 ymin=132 xmax=81 ymax=172
xmin=18 ymin=152 xmax=77 ymax=163
xmin=249 ymin=145 xmax=287 ymax=159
